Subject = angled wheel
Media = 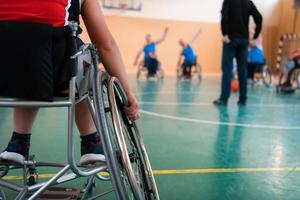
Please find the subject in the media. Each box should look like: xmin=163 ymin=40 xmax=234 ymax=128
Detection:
xmin=0 ymin=188 xmax=6 ymax=200
xmin=0 ymin=165 xmax=8 ymax=178
xmin=108 ymin=77 xmax=159 ymax=200
xmin=93 ymin=70 xmax=159 ymax=199
xmin=262 ymin=66 xmax=272 ymax=87
xmin=296 ymin=71 xmax=300 ymax=89
xmin=92 ymin=71 xmax=129 ymax=200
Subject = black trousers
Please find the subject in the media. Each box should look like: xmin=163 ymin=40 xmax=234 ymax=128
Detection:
xmin=220 ymin=39 xmax=248 ymax=101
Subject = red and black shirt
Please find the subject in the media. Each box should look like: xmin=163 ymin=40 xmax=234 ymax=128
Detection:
xmin=0 ymin=0 xmax=81 ymax=27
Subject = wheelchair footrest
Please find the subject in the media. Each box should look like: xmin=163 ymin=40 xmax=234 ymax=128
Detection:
xmin=37 ymin=187 xmax=81 ymax=200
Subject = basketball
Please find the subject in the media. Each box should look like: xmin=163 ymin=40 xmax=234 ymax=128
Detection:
xmin=231 ymin=79 xmax=240 ymax=92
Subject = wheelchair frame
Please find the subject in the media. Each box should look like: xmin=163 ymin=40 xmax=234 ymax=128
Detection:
xmin=0 ymin=23 xmax=159 ymax=200
xmin=177 ymin=62 xmax=202 ymax=81
xmin=249 ymin=65 xmax=273 ymax=87
xmin=276 ymin=68 xmax=300 ymax=93
xmin=136 ymin=60 xmax=164 ymax=80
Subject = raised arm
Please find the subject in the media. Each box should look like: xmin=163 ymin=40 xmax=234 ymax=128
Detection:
xmin=81 ymin=0 xmax=139 ymax=120
xmin=154 ymin=27 xmax=169 ymax=45
xmin=189 ymin=28 xmax=202 ymax=44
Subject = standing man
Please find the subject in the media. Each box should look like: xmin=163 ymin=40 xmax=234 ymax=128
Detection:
xmin=213 ymin=0 xmax=262 ymax=106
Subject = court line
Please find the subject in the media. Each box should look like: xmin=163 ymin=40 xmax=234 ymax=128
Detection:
xmin=3 ymin=167 xmax=300 ymax=180
xmin=152 ymin=167 xmax=300 ymax=175
xmin=139 ymin=101 xmax=300 ymax=107
xmin=140 ymin=110 xmax=300 ymax=130
xmin=135 ymin=91 xmax=277 ymax=99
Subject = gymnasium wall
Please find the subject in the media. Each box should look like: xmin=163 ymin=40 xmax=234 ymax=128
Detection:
xmin=81 ymin=0 xmax=281 ymax=74
xmin=278 ymin=0 xmax=300 ymax=35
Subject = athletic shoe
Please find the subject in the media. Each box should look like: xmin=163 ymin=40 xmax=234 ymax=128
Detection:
xmin=213 ymin=99 xmax=227 ymax=106
xmin=80 ymin=136 xmax=106 ymax=165
xmin=237 ymin=99 xmax=247 ymax=106
xmin=0 ymin=138 xmax=30 ymax=164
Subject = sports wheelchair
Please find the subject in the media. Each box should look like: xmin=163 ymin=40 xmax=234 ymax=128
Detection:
xmin=248 ymin=65 xmax=273 ymax=87
xmin=276 ymin=67 xmax=300 ymax=93
xmin=136 ymin=59 xmax=164 ymax=80
xmin=0 ymin=22 xmax=159 ymax=200
xmin=177 ymin=59 xmax=202 ymax=81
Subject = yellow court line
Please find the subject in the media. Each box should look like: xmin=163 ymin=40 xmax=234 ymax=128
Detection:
xmin=3 ymin=167 xmax=300 ymax=181
xmin=152 ymin=167 xmax=300 ymax=175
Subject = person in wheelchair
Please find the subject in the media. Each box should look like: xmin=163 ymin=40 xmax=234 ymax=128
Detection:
xmin=280 ymin=49 xmax=300 ymax=88
xmin=177 ymin=28 xmax=202 ymax=80
xmin=247 ymin=40 xmax=266 ymax=83
xmin=0 ymin=0 xmax=139 ymax=165
xmin=134 ymin=27 xmax=169 ymax=79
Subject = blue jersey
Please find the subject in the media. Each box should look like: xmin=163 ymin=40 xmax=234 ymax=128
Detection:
xmin=143 ymin=43 xmax=156 ymax=59
xmin=248 ymin=47 xmax=265 ymax=64
xmin=182 ymin=45 xmax=196 ymax=63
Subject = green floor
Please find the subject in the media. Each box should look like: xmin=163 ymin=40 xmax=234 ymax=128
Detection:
xmin=1 ymin=75 xmax=300 ymax=199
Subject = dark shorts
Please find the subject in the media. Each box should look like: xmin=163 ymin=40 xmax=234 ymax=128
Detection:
xmin=182 ymin=59 xmax=196 ymax=68
xmin=182 ymin=59 xmax=196 ymax=78
xmin=144 ymin=58 xmax=158 ymax=76
xmin=0 ymin=21 xmax=75 ymax=101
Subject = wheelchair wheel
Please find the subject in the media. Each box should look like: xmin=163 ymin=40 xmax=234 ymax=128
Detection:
xmin=93 ymin=71 xmax=129 ymax=200
xmin=262 ymin=66 xmax=272 ymax=87
xmin=296 ymin=71 xmax=300 ymax=89
xmin=291 ymin=69 xmax=300 ymax=89
xmin=0 ymin=165 xmax=8 ymax=178
xmin=107 ymin=78 xmax=159 ymax=200
xmin=0 ymin=188 xmax=6 ymax=200
xmin=94 ymin=71 xmax=159 ymax=200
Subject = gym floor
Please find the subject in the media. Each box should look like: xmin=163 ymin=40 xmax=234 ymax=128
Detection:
xmin=1 ymin=75 xmax=300 ymax=199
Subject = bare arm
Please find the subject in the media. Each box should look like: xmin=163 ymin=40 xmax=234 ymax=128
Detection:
xmin=82 ymin=0 xmax=139 ymax=120
xmin=189 ymin=28 xmax=202 ymax=45
xmin=154 ymin=27 xmax=169 ymax=45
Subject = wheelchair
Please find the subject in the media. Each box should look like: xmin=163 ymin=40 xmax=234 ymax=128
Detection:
xmin=276 ymin=68 xmax=300 ymax=94
xmin=250 ymin=65 xmax=272 ymax=87
xmin=177 ymin=60 xmax=202 ymax=81
xmin=0 ymin=22 xmax=159 ymax=200
xmin=136 ymin=59 xmax=164 ymax=80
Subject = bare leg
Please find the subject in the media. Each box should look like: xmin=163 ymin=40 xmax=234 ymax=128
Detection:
xmin=75 ymin=100 xmax=97 ymax=136
xmin=13 ymin=103 xmax=95 ymax=136
xmin=14 ymin=108 xmax=38 ymax=134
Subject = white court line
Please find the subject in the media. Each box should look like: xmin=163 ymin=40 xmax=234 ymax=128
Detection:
xmin=139 ymin=101 xmax=300 ymax=108
xmin=135 ymin=91 xmax=276 ymax=98
xmin=140 ymin=110 xmax=300 ymax=130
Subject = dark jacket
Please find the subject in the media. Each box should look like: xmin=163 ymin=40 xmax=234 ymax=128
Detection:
xmin=221 ymin=0 xmax=263 ymax=39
